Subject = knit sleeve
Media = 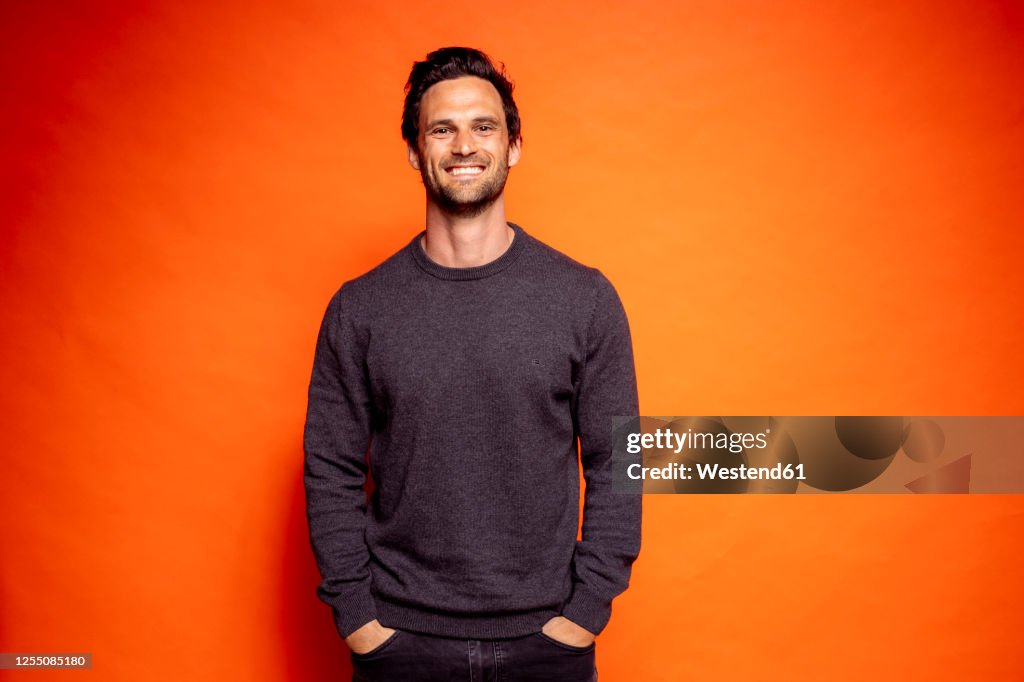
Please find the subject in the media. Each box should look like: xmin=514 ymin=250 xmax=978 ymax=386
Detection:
xmin=302 ymin=286 xmax=378 ymax=639
xmin=561 ymin=272 xmax=642 ymax=635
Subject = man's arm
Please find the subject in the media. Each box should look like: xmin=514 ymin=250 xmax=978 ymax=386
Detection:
xmin=302 ymin=287 xmax=380 ymax=640
xmin=560 ymin=272 xmax=642 ymax=637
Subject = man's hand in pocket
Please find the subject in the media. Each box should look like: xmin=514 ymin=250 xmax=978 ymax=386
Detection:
xmin=345 ymin=619 xmax=397 ymax=655
xmin=541 ymin=616 xmax=596 ymax=647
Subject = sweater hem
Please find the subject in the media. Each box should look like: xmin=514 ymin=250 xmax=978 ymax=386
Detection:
xmin=374 ymin=597 xmax=560 ymax=640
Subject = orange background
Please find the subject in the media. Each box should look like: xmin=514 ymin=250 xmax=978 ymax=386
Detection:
xmin=2 ymin=1 xmax=1023 ymax=680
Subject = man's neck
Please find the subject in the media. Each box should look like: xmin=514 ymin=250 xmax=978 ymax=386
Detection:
xmin=421 ymin=197 xmax=514 ymax=268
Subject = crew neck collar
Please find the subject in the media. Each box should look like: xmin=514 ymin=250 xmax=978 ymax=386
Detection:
xmin=409 ymin=222 xmax=528 ymax=281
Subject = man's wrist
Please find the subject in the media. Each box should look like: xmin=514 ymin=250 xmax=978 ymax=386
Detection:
xmin=332 ymin=593 xmax=379 ymax=640
xmin=560 ymin=584 xmax=612 ymax=636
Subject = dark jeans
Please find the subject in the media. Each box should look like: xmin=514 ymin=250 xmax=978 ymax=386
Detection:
xmin=350 ymin=629 xmax=598 ymax=682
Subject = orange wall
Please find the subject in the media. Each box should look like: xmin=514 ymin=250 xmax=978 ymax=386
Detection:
xmin=2 ymin=1 xmax=1022 ymax=680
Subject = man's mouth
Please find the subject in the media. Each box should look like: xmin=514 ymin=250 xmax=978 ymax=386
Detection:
xmin=446 ymin=165 xmax=485 ymax=177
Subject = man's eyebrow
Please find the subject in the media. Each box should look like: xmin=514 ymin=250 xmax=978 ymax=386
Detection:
xmin=426 ymin=118 xmax=456 ymax=129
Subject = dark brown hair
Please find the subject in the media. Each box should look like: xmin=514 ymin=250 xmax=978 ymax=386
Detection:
xmin=401 ymin=47 xmax=522 ymax=147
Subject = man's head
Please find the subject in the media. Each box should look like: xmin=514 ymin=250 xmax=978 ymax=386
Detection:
xmin=402 ymin=47 xmax=522 ymax=218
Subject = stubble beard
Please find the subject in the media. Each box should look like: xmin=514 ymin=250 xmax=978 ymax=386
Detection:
xmin=420 ymin=154 xmax=511 ymax=219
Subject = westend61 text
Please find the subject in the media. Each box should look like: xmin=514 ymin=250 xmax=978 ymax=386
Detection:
xmin=627 ymin=462 xmax=807 ymax=481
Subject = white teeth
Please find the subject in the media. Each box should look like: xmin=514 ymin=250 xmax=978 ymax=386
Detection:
xmin=449 ymin=166 xmax=483 ymax=176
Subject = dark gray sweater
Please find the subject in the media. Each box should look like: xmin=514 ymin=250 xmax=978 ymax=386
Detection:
xmin=303 ymin=222 xmax=640 ymax=640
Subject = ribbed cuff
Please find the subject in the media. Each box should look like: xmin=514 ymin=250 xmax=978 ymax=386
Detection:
xmin=560 ymin=584 xmax=612 ymax=635
xmin=331 ymin=590 xmax=379 ymax=639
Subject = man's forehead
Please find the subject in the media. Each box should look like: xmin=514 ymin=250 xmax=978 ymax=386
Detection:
xmin=420 ymin=76 xmax=504 ymax=121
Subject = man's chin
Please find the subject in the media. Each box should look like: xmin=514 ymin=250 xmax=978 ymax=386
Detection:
xmin=437 ymin=195 xmax=499 ymax=218
xmin=430 ymin=182 xmax=506 ymax=217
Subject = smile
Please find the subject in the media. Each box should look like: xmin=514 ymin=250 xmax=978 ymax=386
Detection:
xmin=446 ymin=166 xmax=485 ymax=176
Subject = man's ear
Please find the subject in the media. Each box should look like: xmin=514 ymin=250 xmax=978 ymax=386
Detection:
xmin=508 ymin=138 xmax=522 ymax=168
xmin=407 ymin=144 xmax=421 ymax=171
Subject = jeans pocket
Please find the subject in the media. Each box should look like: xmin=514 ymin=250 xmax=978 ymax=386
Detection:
xmin=534 ymin=631 xmax=596 ymax=653
xmin=350 ymin=630 xmax=403 ymax=660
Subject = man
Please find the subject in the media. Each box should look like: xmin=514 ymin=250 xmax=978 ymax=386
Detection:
xmin=303 ymin=47 xmax=640 ymax=682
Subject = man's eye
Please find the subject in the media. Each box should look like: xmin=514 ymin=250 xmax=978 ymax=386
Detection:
xmin=433 ymin=127 xmax=450 ymax=135
xmin=477 ymin=125 xmax=493 ymax=132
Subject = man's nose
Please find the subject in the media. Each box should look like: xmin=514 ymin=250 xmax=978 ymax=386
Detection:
xmin=452 ymin=128 xmax=476 ymax=155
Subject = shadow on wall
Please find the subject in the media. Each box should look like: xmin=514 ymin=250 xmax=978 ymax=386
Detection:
xmin=279 ymin=446 xmax=354 ymax=681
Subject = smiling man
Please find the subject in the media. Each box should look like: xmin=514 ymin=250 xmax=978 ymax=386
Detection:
xmin=303 ymin=47 xmax=641 ymax=682
xmin=410 ymin=77 xmax=517 ymax=219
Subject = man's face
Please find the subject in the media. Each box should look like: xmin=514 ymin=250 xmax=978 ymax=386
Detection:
xmin=409 ymin=76 xmax=521 ymax=217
